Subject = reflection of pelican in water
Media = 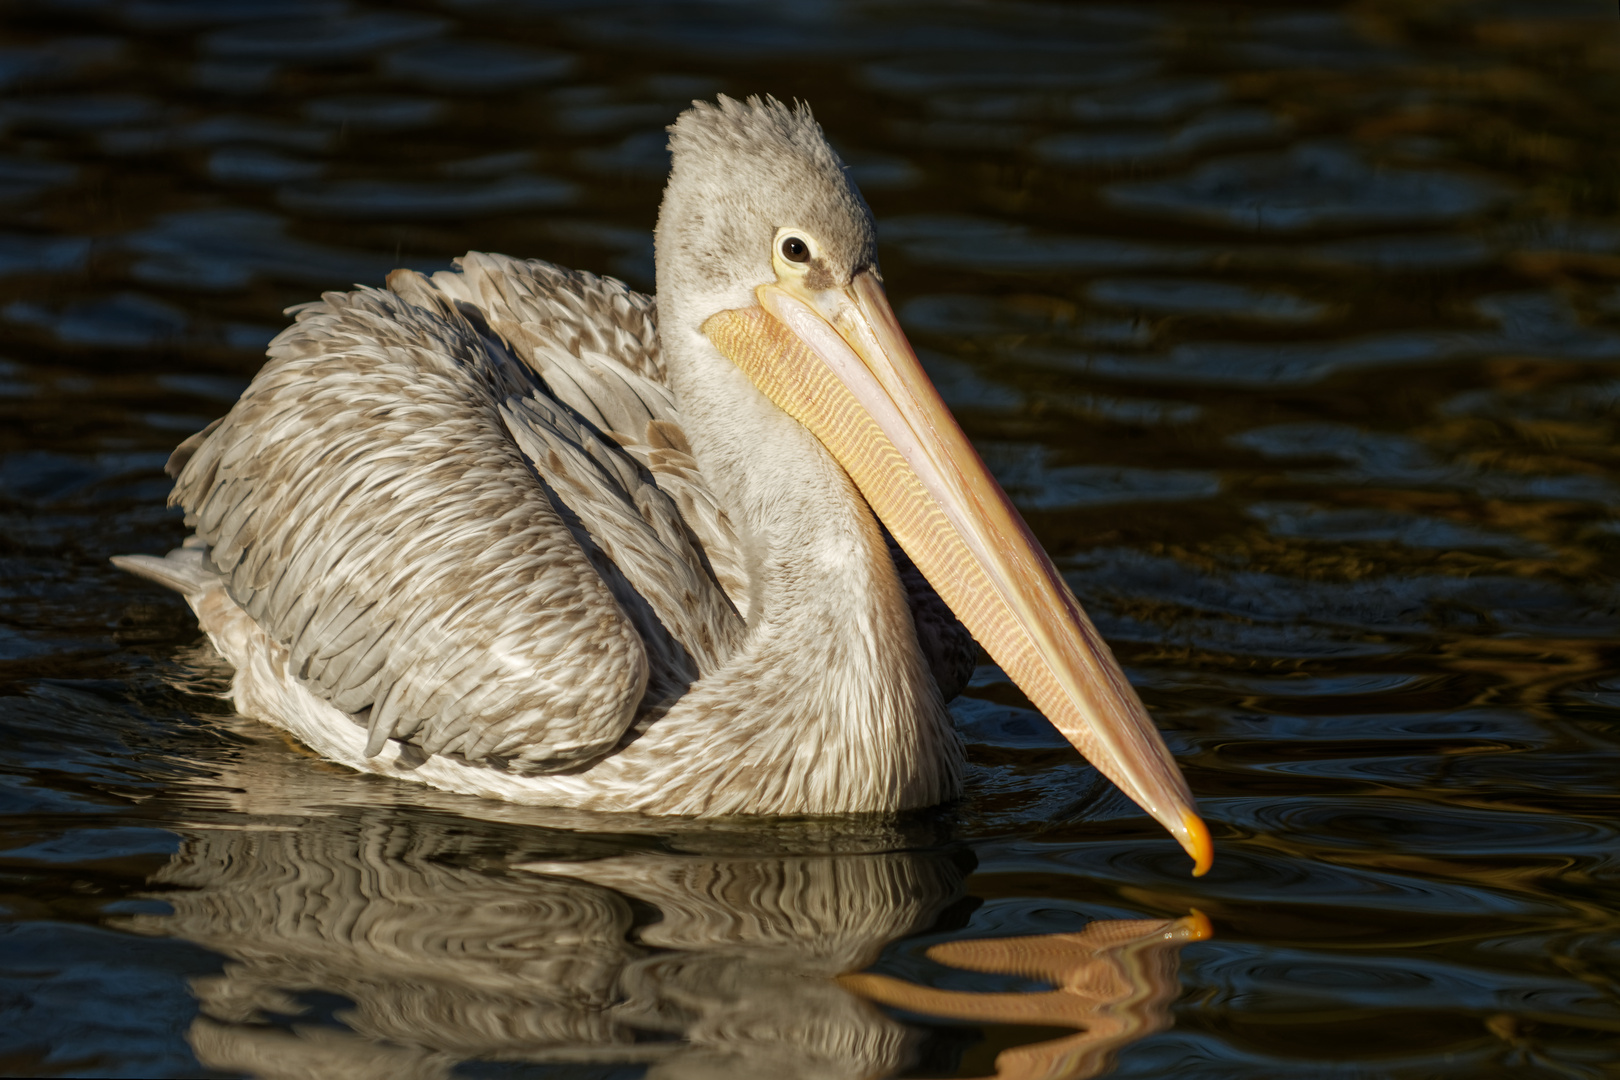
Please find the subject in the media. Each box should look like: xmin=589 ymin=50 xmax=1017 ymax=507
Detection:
xmin=114 ymin=95 xmax=1208 ymax=874
xmin=119 ymin=805 xmax=1205 ymax=1080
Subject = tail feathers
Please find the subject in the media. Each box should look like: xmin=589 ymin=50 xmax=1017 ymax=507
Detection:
xmin=166 ymin=416 xmax=222 ymax=479
xmin=112 ymin=548 xmax=222 ymax=598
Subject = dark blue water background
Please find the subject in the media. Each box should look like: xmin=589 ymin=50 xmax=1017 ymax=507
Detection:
xmin=2 ymin=0 xmax=1618 ymax=1076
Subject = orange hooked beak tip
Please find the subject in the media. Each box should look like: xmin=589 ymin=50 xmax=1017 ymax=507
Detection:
xmin=1185 ymin=811 xmax=1213 ymax=877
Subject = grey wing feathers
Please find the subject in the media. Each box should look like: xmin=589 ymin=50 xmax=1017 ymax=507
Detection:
xmin=499 ymin=393 xmax=742 ymax=680
xmin=401 ymin=254 xmax=752 ymax=618
xmin=422 ymin=251 xmax=669 ymax=419
xmin=624 ymin=419 xmax=752 ymax=620
xmin=170 ymin=259 xmax=742 ymax=772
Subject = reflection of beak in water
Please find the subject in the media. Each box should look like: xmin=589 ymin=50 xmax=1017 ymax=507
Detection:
xmin=842 ymin=912 xmax=1212 ymax=1080
xmin=114 ymin=722 xmax=1201 ymax=1079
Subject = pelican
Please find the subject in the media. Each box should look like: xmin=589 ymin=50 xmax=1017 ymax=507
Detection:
xmin=116 ymin=97 xmax=1211 ymax=875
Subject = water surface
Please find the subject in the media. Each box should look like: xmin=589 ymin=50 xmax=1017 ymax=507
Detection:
xmin=2 ymin=1 xmax=1618 ymax=1076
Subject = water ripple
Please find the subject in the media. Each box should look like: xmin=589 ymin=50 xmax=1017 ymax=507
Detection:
xmin=1106 ymin=142 xmax=1510 ymax=231
xmin=123 ymin=209 xmax=402 ymax=290
xmin=1037 ymin=107 xmax=1287 ymax=169
xmin=201 ymin=12 xmax=449 ymax=63
xmin=277 ymin=173 xmax=575 ymax=219
xmin=382 ymin=39 xmax=574 ymax=92
xmin=1086 ymin=277 xmax=1328 ymax=323
xmin=1 ymin=2 xmax=1618 ymax=1076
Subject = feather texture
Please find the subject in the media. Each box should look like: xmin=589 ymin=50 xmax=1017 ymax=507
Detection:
xmin=156 ymin=254 xmax=969 ymax=785
xmin=169 ymin=264 xmax=718 ymax=772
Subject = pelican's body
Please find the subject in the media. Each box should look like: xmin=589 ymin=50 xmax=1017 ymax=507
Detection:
xmin=118 ymin=98 xmax=1211 ymax=871
xmin=130 ymin=254 xmax=960 ymax=816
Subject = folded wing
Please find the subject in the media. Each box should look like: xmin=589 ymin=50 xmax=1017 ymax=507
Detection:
xmin=169 ymin=260 xmax=743 ymax=772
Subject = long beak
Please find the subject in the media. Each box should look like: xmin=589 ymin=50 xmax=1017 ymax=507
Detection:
xmin=703 ymin=269 xmax=1212 ymax=876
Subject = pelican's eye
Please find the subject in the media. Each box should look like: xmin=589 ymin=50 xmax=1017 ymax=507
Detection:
xmin=780 ymin=236 xmax=810 ymax=263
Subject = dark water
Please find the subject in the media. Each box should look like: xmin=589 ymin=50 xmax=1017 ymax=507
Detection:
xmin=3 ymin=0 xmax=1619 ymax=1076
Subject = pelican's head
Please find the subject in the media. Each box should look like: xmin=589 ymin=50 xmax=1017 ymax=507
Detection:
xmin=658 ymin=97 xmax=1212 ymax=876
xmin=657 ymin=96 xmax=875 ymax=326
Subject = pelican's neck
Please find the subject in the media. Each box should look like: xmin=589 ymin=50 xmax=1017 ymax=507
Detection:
xmin=649 ymin=310 xmax=961 ymax=813
xmin=659 ymin=313 xmax=890 ymax=634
